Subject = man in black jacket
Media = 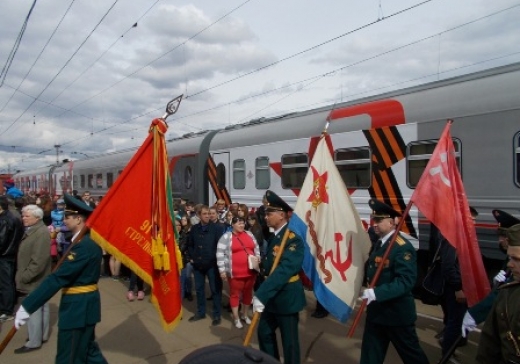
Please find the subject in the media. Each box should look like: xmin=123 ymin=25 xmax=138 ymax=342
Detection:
xmin=187 ymin=205 xmax=225 ymax=326
xmin=0 ymin=195 xmax=24 ymax=321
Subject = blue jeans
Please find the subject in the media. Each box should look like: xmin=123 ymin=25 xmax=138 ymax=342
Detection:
xmin=193 ymin=266 xmax=221 ymax=318
xmin=0 ymin=258 xmax=16 ymax=315
xmin=181 ymin=262 xmax=193 ymax=298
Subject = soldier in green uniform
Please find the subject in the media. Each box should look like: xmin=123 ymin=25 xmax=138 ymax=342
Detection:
xmin=15 ymin=194 xmax=107 ymax=364
xmin=462 ymin=209 xmax=519 ymax=334
xmin=360 ymin=199 xmax=428 ymax=364
xmin=253 ymin=190 xmax=306 ymax=364
xmin=476 ymin=223 xmax=520 ymax=363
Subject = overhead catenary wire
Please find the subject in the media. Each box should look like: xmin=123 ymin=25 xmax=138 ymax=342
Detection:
xmin=3 ymin=1 xmax=520 ymax=161
xmin=0 ymin=0 xmax=76 ymax=115
xmin=32 ymin=0 xmax=161 ymax=119
xmin=0 ymin=0 xmax=122 ymax=136
xmin=0 ymin=0 xmax=38 ymax=88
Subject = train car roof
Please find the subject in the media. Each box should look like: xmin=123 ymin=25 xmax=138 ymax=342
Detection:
xmin=210 ymin=61 xmax=520 ymax=151
xmin=13 ymin=165 xmax=55 ymax=178
xmin=167 ymin=130 xmax=216 ymax=156
xmin=53 ymin=148 xmax=137 ymax=173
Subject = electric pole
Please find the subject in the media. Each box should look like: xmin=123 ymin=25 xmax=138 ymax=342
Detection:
xmin=54 ymin=144 xmax=61 ymax=165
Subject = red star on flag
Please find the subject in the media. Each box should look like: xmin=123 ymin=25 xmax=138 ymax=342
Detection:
xmin=307 ymin=166 xmax=329 ymax=208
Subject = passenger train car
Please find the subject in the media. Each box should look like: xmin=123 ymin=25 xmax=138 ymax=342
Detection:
xmin=13 ymin=62 xmax=520 ymax=272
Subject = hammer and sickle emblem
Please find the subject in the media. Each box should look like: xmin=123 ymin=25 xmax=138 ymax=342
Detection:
xmin=428 ymin=152 xmax=451 ymax=187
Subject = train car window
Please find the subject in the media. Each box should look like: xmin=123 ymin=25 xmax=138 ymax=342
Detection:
xmin=80 ymin=175 xmax=85 ymax=189
xmin=515 ymin=132 xmax=520 ymax=187
xmin=184 ymin=166 xmax=193 ymax=190
xmin=335 ymin=147 xmax=371 ymax=188
xmin=255 ymin=157 xmax=270 ymax=189
xmin=216 ymin=163 xmax=226 ymax=189
xmin=407 ymin=138 xmax=461 ymax=188
xmin=73 ymin=175 xmax=78 ymax=190
xmin=233 ymin=159 xmax=246 ymax=190
xmin=96 ymin=174 xmax=103 ymax=189
xmin=281 ymin=153 xmax=308 ymax=189
xmin=88 ymin=174 xmax=94 ymax=189
xmin=107 ymin=173 xmax=114 ymax=188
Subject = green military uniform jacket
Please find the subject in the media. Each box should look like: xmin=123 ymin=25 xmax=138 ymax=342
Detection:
xmin=22 ymin=232 xmax=103 ymax=330
xmin=469 ymin=257 xmax=511 ymax=324
xmin=365 ymin=232 xmax=418 ymax=326
xmin=255 ymin=224 xmax=306 ymax=314
xmin=476 ymin=281 xmax=520 ymax=364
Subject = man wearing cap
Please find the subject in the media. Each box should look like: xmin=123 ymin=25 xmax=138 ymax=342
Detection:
xmin=360 ymin=199 xmax=428 ymax=364
xmin=462 ymin=209 xmax=520 ymax=336
xmin=476 ymin=223 xmax=520 ymax=363
xmin=253 ymin=190 xmax=306 ymax=364
xmin=14 ymin=194 xmax=108 ymax=364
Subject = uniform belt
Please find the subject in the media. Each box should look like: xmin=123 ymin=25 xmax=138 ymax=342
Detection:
xmin=265 ymin=274 xmax=299 ymax=283
xmin=62 ymin=284 xmax=98 ymax=295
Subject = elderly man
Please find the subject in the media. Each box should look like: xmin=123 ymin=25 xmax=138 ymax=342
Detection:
xmin=14 ymin=204 xmax=52 ymax=353
xmin=253 ymin=190 xmax=306 ymax=364
xmin=15 ymin=194 xmax=107 ymax=364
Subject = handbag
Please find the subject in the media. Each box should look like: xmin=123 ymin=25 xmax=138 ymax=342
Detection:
xmin=421 ymin=242 xmax=445 ymax=305
xmin=235 ymin=234 xmax=260 ymax=272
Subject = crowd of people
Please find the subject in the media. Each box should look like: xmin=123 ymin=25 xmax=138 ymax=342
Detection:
xmin=2 ymin=179 xmax=519 ymax=364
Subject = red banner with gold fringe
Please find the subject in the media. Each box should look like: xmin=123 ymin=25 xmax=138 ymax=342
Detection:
xmin=86 ymin=118 xmax=182 ymax=331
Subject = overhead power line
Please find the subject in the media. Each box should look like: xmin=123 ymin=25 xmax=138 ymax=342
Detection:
xmin=0 ymin=0 xmax=38 ymax=87
xmin=0 ymin=0 xmax=121 ymax=136
xmin=0 ymin=0 xmax=76 ymax=115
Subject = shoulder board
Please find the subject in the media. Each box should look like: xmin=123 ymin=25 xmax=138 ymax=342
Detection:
xmin=395 ymin=236 xmax=406 ymax=246
xmin=498 ymin=281 xmax=520 ymax=290
xmin=288 ymin=231 xmax=295 ymax=239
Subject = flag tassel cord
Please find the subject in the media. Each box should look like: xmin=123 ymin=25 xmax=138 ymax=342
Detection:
xmin=347 ymin=200 xmax=413 ymax=338
xmin=243 ymin=228 xmax=291 ymax=346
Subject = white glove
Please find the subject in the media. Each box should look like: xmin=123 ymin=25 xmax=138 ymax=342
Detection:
xmin=493 ymin=270 xmax=507 ymax=284
xmin=253 ymin=296 xmax=264 ymax=313
xmin=15 ymin=305 xmax=30 ymax=329
xmin=361 ymin=288 xmax=376 ymax=305
xmin=461 ymin=311 xmax=477 ymax=338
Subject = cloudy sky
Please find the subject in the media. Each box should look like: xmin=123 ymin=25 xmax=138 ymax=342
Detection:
xmin=1 ymin=0 xmax=519 ymax=173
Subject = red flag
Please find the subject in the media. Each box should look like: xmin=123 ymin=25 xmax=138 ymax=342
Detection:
xmin=86 ymin=118 xmax=182 ymax=331
xmin=410 ymin=122 xmax=490 ymax=306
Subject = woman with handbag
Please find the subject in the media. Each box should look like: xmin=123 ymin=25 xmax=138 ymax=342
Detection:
xmin=216 ymin=216 xmax=260 ymax=329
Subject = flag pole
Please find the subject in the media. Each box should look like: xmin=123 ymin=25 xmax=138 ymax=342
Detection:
xmin=347 ymin=200 xmax=413 ymax=338
xmin=0 ymin=225 xmax=88 ymax=355
xmin=243 ymin=228 xmax=291 ymax=346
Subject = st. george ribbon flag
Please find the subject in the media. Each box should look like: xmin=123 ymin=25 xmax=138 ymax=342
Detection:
xmin=86 ymin=114 xmax=183 ymax=331
xmin=410 ymin=122 xmax=490 ymax=307
xmin=289 ymin=134 xmax=371 ymax=322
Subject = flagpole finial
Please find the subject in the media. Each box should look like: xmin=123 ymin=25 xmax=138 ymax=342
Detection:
xmin=162 ymin=95 xmax=183 ymax=121
xmin=321 ymin=121 xmax=330 ymax=138
xmin=447 ymin=119 xmax=453 ymax=125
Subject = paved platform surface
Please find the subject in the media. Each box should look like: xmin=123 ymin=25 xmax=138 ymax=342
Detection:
xmin=0 ymin=278 xmax=481 ymax=363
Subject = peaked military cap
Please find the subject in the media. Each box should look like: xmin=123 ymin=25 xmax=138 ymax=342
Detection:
xmin=369 ymin=199 xmax=401 ymax=219
xmin=493 ymin=209 xmax=520 ymax=235
xmin=507 ymin=223 xmax=520 ymax=247
xmin=179 ymin=343 xmax=279 ymax=364
xmin=64 ymin=193 xmax=93 ymax=218
xmin=265 ymin=190 xmax=293 ymax=213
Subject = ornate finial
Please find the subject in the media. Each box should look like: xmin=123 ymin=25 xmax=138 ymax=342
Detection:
xmin=162 ymin=94 xmax=183 ymax=120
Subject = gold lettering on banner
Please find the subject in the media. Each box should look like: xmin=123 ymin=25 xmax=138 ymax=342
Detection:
xmin=140 ymin=220 xmax=153 ymax=235
xmin=124 ymin=226 xmax=152 ymax=255
xmin=158 ymin=275 xmax=171 ymax=294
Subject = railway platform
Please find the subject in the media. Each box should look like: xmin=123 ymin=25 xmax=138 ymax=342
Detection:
xmin=1 ymin=278 xmax=481 ymax=363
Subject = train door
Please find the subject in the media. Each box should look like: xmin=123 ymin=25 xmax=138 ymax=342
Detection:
xmin=209 ymin=152 xmax=231 ymax=207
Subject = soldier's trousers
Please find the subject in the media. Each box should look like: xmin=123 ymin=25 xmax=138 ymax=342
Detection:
xmin=360 ymin=321 xmax=429 ymax=364
xmin=258 ymin=311 xmax=300 ymax=364
xmin=56 ymin=324 xmax=107 ymax=364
